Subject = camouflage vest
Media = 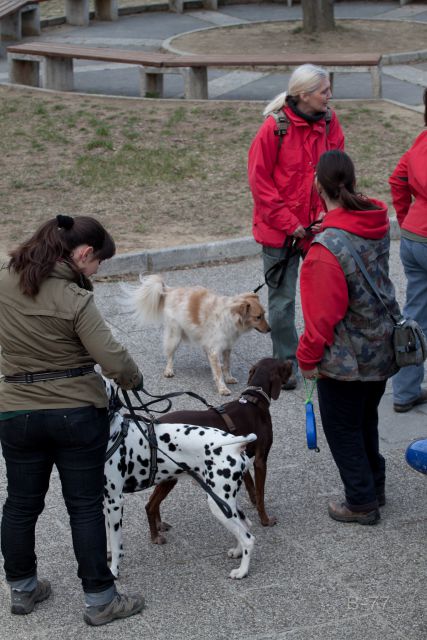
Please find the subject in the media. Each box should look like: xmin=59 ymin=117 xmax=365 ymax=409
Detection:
xmin=313 ymin=228 xmax=400 ymax=381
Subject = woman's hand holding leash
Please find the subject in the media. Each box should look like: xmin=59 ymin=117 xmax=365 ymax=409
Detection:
xmin=292 ymin=225 xmax=306 ymax=239
xmin=310 ymin=211 xmax=326 ymax=234
xmin=300 ymin=366 xmax=319 ymax=380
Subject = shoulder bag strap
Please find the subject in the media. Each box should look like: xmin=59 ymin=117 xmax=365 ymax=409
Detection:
xmin=331 ymin=229 xmax=399 ymax=325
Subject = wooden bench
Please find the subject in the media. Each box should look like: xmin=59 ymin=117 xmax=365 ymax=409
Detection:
xmin=168 ymin=0 xmax=217 ymax=13
xmin=0 ymin=0 xmax=41 ymax=50
xmin=6 ymin=43 xmax=383 ymax=100
xmin=65 ymin=0 xmax=118 ymax=27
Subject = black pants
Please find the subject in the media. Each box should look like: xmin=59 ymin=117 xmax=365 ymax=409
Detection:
xmin=317 ymin=378 xmax=386 ymax=511
xmin=0 ymin=406 xmax=114 ymax=594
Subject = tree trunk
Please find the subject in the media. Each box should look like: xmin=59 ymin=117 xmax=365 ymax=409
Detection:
xmin=302 ymin=0 xmax=335 ymax=34
xmin=301 ymin=0 xmax=317 ymax=34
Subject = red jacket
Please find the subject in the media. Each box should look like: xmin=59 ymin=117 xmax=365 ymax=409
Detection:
xmin=248 ymin=105 xmax=345 ymax=248
xmin=389 ymin=130 xmax=427 ymax=237
xmin=296 ymin=200 xmax=390 ymax=372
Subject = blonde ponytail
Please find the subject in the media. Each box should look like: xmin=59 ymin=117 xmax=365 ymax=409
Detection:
xmin=263 ymin=91 xmax=287 ymax=117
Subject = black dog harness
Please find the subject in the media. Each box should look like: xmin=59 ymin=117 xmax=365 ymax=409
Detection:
xmin=105 ymin=414 xmax=159 ymax=490
xmin=115 ymin=388 xmax=234 ymax=518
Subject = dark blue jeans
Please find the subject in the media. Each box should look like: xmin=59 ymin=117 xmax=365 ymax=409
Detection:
xmin=317 ymin=378 xmax=386 ymax=511
xmin=392 ymin=237 xmax=427 ymax=404
xmin=0 ymin=406 xmax=114 ymax=594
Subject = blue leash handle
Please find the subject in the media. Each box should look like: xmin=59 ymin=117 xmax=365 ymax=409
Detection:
xmin=304 ymin=379 xmax=320 ymax=453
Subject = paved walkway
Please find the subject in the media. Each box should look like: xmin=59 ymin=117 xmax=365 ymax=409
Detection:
xmin=0 ymin=1 xmax=426 ymax=105
xmin=0 ymin=242 xmax=425 ymax=640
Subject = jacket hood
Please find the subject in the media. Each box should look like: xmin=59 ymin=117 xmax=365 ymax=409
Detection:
xmin=51 ymin=261 xmax=93 ymax=291
xmin=320 ymin=199 xmax=389 ymax=239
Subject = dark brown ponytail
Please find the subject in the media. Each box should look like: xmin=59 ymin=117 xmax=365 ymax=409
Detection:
xmin=316 ymin=150 xmax=380 ymax=212
xmin=9 ymin=215 xmax=115 ymax=296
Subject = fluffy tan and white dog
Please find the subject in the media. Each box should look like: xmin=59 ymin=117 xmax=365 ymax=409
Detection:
xmin=124 ymin=274 xmax=270 ymax=395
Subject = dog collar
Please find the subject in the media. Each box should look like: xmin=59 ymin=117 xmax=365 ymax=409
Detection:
xmin=240 ymin=386 xmax=271 ymax=405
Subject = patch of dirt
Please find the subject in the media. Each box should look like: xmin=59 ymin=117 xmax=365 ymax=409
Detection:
xmin=0 ymin=87 xmax=423 ymax=262
xmin=170 ymin=19 xmax=427 ymax=55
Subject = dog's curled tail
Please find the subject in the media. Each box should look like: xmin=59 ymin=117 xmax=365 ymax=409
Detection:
xmin=223 ymin=433 xmax=257 ymax=453
xmin=121 ymin=274 xmax=167 ymax=327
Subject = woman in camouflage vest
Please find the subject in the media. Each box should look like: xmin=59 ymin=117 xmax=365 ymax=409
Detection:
xmin=296 ymin=150 xmax=401 ymax=526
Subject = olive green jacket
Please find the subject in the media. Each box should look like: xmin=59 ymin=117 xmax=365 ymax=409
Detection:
xmin=0 ymin=262 xmax=142 ymax=411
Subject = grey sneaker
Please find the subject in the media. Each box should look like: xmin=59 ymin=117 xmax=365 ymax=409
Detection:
xmin=83 ymin=592 xmax=145 ymax=626
xmin=11 ymin=579 xmax=52 ymax=615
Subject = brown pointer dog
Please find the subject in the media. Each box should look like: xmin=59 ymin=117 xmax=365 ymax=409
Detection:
xmin=146 ymin=357 xmax=293 ymax=543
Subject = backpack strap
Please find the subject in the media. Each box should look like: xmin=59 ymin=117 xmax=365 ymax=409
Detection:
xmin=271 ymin=106 xmax=332 ymax=153
xmin=271 ymin=110 xmax=290 ymax=152
xmin=324 ymin=106 xmax=332 ymax=136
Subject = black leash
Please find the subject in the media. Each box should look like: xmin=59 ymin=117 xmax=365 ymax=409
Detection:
xmin=105 ymin=384 xmax=212 ymax=462
xmin=126 ymin=385 xmax=213 ymax=415
xmin=118 ymin=389 xmax=234 ymax=519
xmin=254 ymin=221 xmax=318 ymax=294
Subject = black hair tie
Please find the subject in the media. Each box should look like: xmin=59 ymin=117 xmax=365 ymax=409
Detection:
xmin=57 ymin=214 xmax=74 ymax=230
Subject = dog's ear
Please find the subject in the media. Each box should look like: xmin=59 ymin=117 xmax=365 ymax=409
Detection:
xmin=247 ymin=365 xmax=255 ymax=384
xmin=233 ymin=301 xmax=251 ymax=323
xmin=241 ymin=302 xmax=251 ymax=317
xmin=271 ymin=360 xmax=293 ymax=400
xmin=270 ymin=374 xmax=283 ymax=400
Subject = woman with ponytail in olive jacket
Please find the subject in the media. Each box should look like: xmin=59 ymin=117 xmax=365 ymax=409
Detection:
xmin=0 ymin=215 xmax=145 ymax=626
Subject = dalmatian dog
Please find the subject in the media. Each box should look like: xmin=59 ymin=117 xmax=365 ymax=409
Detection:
xmin=103 ymin=379 xmax=256 ymax=580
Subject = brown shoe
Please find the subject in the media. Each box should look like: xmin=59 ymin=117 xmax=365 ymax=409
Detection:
xmin=328 ymin=500 xmax=380 ymax=525
xmin=282 ymin=374 xmax=297 ymax=390
xmin=394 ymin=389 xmax=427 ymax=413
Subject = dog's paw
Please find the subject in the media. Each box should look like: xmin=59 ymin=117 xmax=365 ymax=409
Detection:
xmin=219 ymin=387 xmax=231 ymax=396
xmin=227 ymin=546 xmax=242 ymax=559
xmin=157 ymin=521 xmax=172 ymax=532
xmin=110 ymin=566 xmax=120 ymax=579
xmin=164 ymin=370 xmax=175 ymax=378
xmin=229 ymin=567 xmax=248 ymax=580
xmin=261 ymin=515 xmax=278 ymax=527
xmin=153 ymin=534 xmax=167 ymax=545
xmin=224 ymin=376 xmax=238 ymax=384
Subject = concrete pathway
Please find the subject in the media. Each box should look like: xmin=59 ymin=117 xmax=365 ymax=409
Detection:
xmin=0 ymin=1 xmax=426 ymax=105
xmin=0 ymin=241 xmax=425 ymax=640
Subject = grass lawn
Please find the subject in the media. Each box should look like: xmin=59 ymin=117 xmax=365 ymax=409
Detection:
xmin=0 ymin=86 xmax=422 ymax=260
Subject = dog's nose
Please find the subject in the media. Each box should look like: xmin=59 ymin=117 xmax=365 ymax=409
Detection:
xmin=256 ymin=325 xmax=271 ymax=333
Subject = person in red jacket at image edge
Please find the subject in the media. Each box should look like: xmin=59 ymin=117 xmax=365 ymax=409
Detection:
xmin=248 ymin=63 xmax=345 ymax=390
xmin=297 ymin=150 xmax=401 ymax=525
xmin=390 ymin=87 xmax=427 ymax=414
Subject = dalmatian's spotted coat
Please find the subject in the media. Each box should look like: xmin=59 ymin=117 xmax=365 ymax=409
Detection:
xmin=103 ymin=381 xmax=256 ymax=580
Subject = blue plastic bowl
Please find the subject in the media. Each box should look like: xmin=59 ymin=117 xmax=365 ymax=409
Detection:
xmin=405 ymin=439 xmax=427 ymax=475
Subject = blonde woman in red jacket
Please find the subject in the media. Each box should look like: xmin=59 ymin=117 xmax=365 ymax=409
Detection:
xmin=390 ymin=88 xmax=427 ymax=413
xmin=248 ymin=64 xmax=344 ymax=390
